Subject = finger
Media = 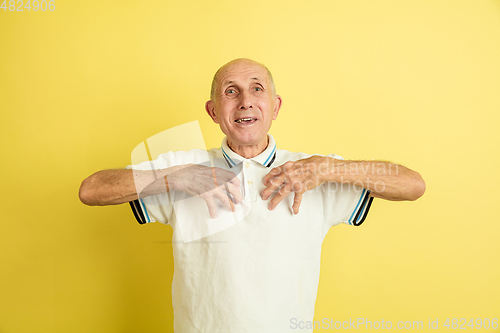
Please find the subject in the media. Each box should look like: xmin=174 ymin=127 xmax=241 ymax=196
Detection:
xmin=225 ymin=181 xmax=243 ymax=204
xmin=211 ymin=187 xmax=235 ymax=212
xmin=268 ymin=181 xmax=292 ymax=210
xmin=208 ymin=179 xmax=240 ymax=206
xmin=261 ymin=174 xmax=286 ymax=200
xmin=292 ymin=192 xmax=303 ymax=215
xmin=263 ymin=167 xmax=282 ymax=185
xmin=224 ymin=183 xmax=236 ymax=210
xmin=204 ymin=196 xmax=218 ymax=219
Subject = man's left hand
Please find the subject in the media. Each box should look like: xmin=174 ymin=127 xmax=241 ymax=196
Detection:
xmin=261 ymin=156 xmax=329 ymax=214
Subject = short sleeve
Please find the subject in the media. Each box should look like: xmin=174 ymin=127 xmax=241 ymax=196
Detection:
xmin=125 ymin=149 xmax=212 ymax=226
xmin=128 ymin=194 xmax=171 ymax=225
xmin=129 ymin=198 xmax=154 ymax=224
xmin=322 ymin=154 xmax=374 ymax=227
xmin=340 ymin=188 xmax=374 ymax=226
xmin=125 ymin=157 xmax=174 ymax=226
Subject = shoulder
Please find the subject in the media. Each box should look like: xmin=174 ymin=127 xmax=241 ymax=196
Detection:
xmin=128 ymin=148 xmax=222 ymax=170
xmin=275 ymin=148 xmax=344 ymax=163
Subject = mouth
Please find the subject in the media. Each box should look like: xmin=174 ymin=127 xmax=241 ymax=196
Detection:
xmin=234 ymin=117 xmax=258 ymax=124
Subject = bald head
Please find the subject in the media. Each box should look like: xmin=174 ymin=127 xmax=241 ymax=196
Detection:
xmin=210 ymin=58 xmax=276 ymax=101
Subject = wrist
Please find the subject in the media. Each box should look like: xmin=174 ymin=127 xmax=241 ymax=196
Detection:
xmin=324 ymin=156 xmax=343 ymax=183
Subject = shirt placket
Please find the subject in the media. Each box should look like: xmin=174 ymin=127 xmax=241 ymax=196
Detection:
xmin=242 ymin=160 xmax=259 ymax=202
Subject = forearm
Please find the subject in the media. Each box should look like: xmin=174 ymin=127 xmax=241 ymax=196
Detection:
xmin=79 ymin=168 xmax=169 ymax=206
xmin=324 ymin=158 xmax=426 ymax=201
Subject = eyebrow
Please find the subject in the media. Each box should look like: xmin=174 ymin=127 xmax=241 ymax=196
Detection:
xmin=223 ymin=77 xmax=262 ymax=86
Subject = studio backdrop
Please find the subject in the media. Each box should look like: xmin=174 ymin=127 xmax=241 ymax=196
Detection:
xmin=1 ymin=0 xmax=499 ymax=332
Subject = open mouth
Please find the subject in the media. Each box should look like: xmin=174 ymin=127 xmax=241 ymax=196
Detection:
xmin=234 ymin=118 xmax=257 ymax=123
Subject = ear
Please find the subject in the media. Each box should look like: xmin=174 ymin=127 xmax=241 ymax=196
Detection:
xmin=272 ymin=95 xmax=282 ymax=120
xmin=205 ymin=100 xmax=219 ymax=124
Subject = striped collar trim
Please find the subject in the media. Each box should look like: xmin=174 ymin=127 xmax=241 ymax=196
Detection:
xmin=221 ymin=134 xmax=277 ymax=168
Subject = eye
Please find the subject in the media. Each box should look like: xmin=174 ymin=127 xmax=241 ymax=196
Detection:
xmin=254 ymin=87 xmax=263 ymax=91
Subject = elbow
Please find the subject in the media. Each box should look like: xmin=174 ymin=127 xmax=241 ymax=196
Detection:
xmin=407 ymin=172 xmax=426 ymax=201
xmin=79 ymin=176 xmax=99 ymax=206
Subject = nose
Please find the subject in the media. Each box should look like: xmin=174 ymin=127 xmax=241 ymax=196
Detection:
xmin=238 ymin=90 xmax=253 ymax=110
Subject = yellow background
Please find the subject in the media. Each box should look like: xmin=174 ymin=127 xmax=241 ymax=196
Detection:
xmin=1 ymin=0 xmax=499 ymax=332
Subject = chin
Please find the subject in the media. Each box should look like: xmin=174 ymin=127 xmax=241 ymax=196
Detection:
xmin=224 ymin=125 xmax=268 ymax=148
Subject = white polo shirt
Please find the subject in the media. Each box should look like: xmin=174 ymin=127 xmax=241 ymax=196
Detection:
xmin=128 ymin=135 xmax=373 ymax=333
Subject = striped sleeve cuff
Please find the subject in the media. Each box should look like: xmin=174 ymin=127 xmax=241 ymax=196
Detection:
xmin=129 ymin=198 xmax=154 ymax=224
xmin=346 ymin=189 xmax=374 ymax=226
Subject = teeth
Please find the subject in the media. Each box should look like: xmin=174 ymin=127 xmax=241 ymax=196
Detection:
xmin=236 ymin=118 xmax=254 ymax=123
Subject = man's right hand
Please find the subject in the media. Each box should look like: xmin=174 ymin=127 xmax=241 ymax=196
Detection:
xmin=79 ymin=164 xmax=242 ymax=219
xmin=165 ymin=164 xmax=242 ymax=218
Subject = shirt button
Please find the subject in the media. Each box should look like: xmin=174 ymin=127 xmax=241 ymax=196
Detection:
xmin=244 ymin=162 xmax=250 ymax=168
xmin=247 ymin=180 xmax=253 ymax=185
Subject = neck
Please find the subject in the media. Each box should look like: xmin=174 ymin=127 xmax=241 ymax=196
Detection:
xmin=227 ymin=136 xmax=269 ymax=159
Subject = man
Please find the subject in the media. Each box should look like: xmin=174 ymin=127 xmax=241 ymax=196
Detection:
xmin=79 ymin=58 xmax=425 ymax=332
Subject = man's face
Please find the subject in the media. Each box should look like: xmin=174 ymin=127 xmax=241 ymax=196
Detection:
xmin=205 ymin=60 xmax=282 ymax=151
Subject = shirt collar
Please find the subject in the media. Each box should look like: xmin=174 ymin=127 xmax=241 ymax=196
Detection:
xmin=221 ymin=134 xmax=277 ymax=168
